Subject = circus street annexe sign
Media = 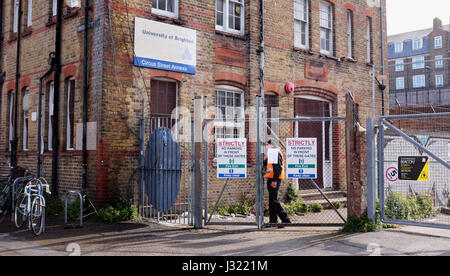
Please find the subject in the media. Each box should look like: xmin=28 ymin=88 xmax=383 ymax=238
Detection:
xmin=134 ymin=17 xmax=197 ymax=74
xmin=217 ymin=139 xmax=247 ymax=178
xmin=286 ymin=138 xmax=317 ymax=179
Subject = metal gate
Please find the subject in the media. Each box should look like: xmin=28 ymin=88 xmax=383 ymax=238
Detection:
xmin=378 ymin=112 xmax=450 ymax=229
xmin=204 ymin=95 xmax=349 ymax=228
xmin=138 ymin=117 xmax=194 ymax=225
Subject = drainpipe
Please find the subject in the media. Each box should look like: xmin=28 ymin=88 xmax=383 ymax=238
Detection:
xmin=259 ymin=0 xmax=264 ymax=101
xmin=0 ymin=1 xmax=5 ymax=120
xmin=11 ymin=0 xmax=23 ymax=170
xmin=81 ymin=0 xmax=90 ymax=194
xmin=51 ymin=0 xmax=63 ymax=195
xmin=379 ymin=0 xmax=385 ymax=115
xmin=37 ymin=53 xmax=56 ymax=178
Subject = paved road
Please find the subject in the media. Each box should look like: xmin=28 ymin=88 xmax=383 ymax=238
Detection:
xmin=0 ymin=218 xmax=449 ymax=256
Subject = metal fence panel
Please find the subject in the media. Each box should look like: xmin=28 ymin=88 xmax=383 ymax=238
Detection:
xmin=138 ymin=117 xmax=194 ymax=225
xmin=379 ymin=114 xmax=450 ymax=229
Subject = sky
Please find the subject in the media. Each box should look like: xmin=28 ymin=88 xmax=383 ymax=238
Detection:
xmin=386 ymin=0 xmax=450 ymax=35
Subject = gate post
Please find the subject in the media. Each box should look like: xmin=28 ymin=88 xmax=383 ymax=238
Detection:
xmin=193 ymin=96 xmax=203 ymax=229
xmin=366 ymin=118 xmax=376 ymax=221
xmin=346 ymin=93 xmax=367 ymax=217
xmin=138 ymin=118 xmax=145 ymax=208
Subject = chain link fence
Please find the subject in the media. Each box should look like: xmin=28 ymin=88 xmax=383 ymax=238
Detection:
xmin=379 ymin=114 xmax=450 ymax=228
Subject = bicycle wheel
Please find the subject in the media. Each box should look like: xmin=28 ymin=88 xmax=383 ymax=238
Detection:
xmin=30 ymin=196 xmax=45 ymax=236
xmin=14 ymin=194 xmax=27 ymax=229
xmin=0 ymin=189 xmax=10 ymax=224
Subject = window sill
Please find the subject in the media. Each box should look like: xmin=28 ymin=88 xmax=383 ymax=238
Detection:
xmin=153 ymin=14 xmax=184 ymax=26
xmin=215 ymin=30 xmax=247 ymax=40
xmin=46 ymin=16 xmax=56 ymax=27
xmin=63 ymin=8 xmax=80 ymax=19
xmin=344 ymin=57 xmax=357 ymax=63
xmin=22 ymin=27 xmax=32 ymax=37
xmin=293 ymin=47 xmax=314 ymax=55
xmin=8 ymin=33 xmax=18 ymax=42
xmin=319 ymin=53 xmax=339 ymax=61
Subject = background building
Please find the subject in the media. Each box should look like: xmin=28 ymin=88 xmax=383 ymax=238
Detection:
xmin=388 ymin=18 xmax=450 ymax=108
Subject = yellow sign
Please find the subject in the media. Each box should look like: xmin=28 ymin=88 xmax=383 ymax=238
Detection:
xmin=417 ymin=159 xmax=429 ymax=181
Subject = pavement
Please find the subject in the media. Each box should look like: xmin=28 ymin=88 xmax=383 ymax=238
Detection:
xmin=0 ymin=216 xmax=449 ymax=256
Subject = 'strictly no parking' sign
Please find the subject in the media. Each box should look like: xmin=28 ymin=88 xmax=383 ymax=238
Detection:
xmin=286 ymin=138 xmax=317 ymax=179
xmin=217 ymin=139 xmax=247 ymax=178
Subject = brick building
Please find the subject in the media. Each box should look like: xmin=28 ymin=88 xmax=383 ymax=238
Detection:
xmin=0 ymin=0 xmax=387 ymax=209
xmin=388 ymin=18 xmax=450 ymax=107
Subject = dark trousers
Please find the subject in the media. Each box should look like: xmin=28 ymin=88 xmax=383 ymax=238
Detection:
xmin=267 ymin=179 xmax=290 ymax=223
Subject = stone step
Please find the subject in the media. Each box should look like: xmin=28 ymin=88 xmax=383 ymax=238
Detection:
xmin=299 ymin=190 xmax=346 ymax=201
xmin=302 ymin=197 xmax=348 ymax=209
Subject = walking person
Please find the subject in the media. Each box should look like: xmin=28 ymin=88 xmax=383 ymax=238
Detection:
xmin=263 ymin=140 xmax=291 ymax=227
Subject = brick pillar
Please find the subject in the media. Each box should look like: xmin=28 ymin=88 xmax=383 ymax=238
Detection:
xmin=346 ymin=94 xmax=367 ymax=217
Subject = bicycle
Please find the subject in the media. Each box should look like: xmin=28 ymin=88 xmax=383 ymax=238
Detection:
xmin=0 ymin=163 xmax=28 ymax=224
xmin=15 ymin=177 xmax=51 ymax=236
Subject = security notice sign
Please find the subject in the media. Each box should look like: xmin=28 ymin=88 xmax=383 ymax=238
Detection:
xmin=398 ymin=156 xmax=429 ymax=181
xmin=217 ymin=139 xmax=247 ymax=178
xmin=286 ymin=138 xmax=317 ymax=179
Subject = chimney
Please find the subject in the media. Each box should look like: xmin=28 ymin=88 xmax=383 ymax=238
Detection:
xmin=433 ymin=17 xmax=442 ymax=29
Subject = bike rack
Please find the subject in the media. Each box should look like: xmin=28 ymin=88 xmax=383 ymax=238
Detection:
xmin=64 ymin=190 xmax=98 ymax=229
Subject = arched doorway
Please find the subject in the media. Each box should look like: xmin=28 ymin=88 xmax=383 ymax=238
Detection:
xmin=294 ymin=96 xmax=333 ymax=190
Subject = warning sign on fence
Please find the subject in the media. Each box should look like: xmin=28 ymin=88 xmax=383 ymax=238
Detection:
xmin=398 ymin=156 xmax=429 ymax=181
xmin=216 ymin=138 xmax=247 ymax=179
xmin=286 ymin=138 xmax=317 ymax=179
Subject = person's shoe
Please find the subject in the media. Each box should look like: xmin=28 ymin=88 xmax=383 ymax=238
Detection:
xmin=278 ymin=220 xmax=292 ymax=228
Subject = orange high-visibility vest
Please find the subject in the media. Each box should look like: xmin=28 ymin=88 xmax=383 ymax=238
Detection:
xmin=264 ymin=163 xmax=285 ymax=180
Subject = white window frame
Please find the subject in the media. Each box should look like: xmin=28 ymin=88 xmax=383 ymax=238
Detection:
xmin=319 ymin=1 xmax=333 ymax=56
xmin=22 ymin=89 xmax=29 ymax=151
xmin=435 ymin=75 xmax=444 ymax=88
xmin=347 ymin=10 xmax=353 ymax=58
xmin=215 ymin=0 xmax=245 ymax=35
xmin=48 ymin=82 xmax=54 ymax=151
xmin=412 ymin=56 xmax=425 ymax=70
xmin=52 ymin=0 xmax=57 ymax=17
xmin=366 ymin=17 xmax=372 ymax=63
xmin=66 ymin=78 xmax=75 ymax=151
xmin=214 ymin=86 xmax=245 ymax=140
xmin=435 ymin=55 xmax=443 ymax=68
xmin=396 ymin=77 xmax=405 ymax=90
xmin=13 ymin=0 xmax=19 ymax=33
xmin=413 ymin=38 xmax=423 ymax=50
xmin=434 ymin=36 xmax=442 ymax=49
xmin=152 ymin=0 xmax=179 ymax=19
xmin=413 ymin=75 xmax=426 ymax=88
xmin=294 ymin=0 xmax=309 ymax=50
xmin=395 ymin=59 xmax=404 ymax=72
xmin=27 ymin=0 xmax=33 ymax=27
xmin=394 ymin=42 xmax=403 ymax=53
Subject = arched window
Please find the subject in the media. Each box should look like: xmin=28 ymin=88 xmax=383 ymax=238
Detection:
xmin=65 ymin=77 xmax=75 ymax=150
xmin=22 ymin=88 xmax=30 ymax=151
xmin=214 ymin=85 xmax=244 ymax=139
